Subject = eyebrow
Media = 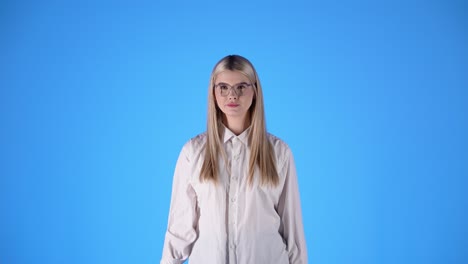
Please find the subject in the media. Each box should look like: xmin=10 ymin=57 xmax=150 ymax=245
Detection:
xmin=216 ymin=82 xmax=249 ymax=86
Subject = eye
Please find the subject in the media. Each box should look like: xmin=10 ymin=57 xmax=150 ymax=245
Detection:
xmin=236 ymin=84 xmax=246 ymax=90
xmin=219 ymin=85 xmax=229 ymax=90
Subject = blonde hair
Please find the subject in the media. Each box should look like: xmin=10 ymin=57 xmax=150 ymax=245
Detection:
xmin=200 ymin=55 xmax=279 ymax=187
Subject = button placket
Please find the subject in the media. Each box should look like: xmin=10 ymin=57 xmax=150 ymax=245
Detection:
xmin=227 ymin=137 xmax=241 ymax=261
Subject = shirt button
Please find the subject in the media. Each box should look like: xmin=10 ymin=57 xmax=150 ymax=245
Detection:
xmin=231 ymin=197 xmax=236 ymax=202
xmin=234 ymin=154 xmax=240 ymax=160
xmin=232 ymin=176 xmax=238 ymax=181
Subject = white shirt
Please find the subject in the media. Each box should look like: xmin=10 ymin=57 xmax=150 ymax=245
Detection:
xmin=161 ymin=127 xmax=307 ymax=264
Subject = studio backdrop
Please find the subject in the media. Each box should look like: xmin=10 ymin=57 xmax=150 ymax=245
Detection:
xmin=1 ymin=0 xmax=467 ymax=263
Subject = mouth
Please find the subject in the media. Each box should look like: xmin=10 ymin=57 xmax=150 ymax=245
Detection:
xmin=227 ymin=103 xmax=239 ymax=107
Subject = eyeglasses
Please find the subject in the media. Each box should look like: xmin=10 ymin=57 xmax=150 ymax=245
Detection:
xmin=214 ymin=82 xmax=253 ymax=97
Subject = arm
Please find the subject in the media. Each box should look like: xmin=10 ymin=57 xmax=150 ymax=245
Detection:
xmin=277 ymin=148 xmax=308 ymax=264
xmin=161 ymin=146 xmax=199 ymax=264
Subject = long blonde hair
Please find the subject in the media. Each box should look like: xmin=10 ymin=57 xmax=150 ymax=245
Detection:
xmin=200 ymin=55 xmax=279 ymax=187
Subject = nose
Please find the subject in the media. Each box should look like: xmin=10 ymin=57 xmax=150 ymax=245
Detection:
xmin=227 ymin=87 xmax=238 ymax=100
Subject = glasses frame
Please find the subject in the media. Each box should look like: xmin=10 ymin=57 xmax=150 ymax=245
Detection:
xmin=214 ymin=82 xmax=253 ymax=97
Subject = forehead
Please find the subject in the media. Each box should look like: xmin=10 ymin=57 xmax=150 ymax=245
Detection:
xmin=215 ymin=70 xmax=250 ymax=84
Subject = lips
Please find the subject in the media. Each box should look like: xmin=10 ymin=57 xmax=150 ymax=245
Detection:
xmin=227 ymin=103 xmax=239 ymax=107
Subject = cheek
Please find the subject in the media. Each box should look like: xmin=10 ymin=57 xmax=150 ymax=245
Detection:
xmin=243 ymin=94 xmax=254 ymax=108
xmin=214 ymin=94 xmax=224 ymax=107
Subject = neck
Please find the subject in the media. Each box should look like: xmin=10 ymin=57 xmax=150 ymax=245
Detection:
xmin=224 ymin=116 xmax=250 ymax=136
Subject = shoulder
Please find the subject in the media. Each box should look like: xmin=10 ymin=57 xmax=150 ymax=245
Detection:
xmin=180 ymin=132 xmax=207 ymax=159
xmin=267 ymin=132 xmax=293 ymax=164
xmin=267 ymin=132 xmax=289 ymax=149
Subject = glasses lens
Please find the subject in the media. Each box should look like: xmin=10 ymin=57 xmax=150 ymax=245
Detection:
xmin=218 ymin=85 xmax=230 ymax=96
xmin=234 ymin=84 xmax=247 ymax=96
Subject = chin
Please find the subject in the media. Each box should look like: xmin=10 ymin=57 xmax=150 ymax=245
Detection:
xmin=226 ymin=110 xmax=245 ymax=115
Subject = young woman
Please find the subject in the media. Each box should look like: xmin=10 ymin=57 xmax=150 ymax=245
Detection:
xmin=161 ymin=55 xmax=307 ymax=264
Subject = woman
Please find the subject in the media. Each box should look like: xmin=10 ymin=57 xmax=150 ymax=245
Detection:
xmin=161 ymin=55 xmax=307 ymax=264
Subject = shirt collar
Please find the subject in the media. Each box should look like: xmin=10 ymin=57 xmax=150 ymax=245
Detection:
xmin=223 ymin=125 xmax=250 ymax=145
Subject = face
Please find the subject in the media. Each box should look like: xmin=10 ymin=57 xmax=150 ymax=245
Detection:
xmin=214 ymin=70 xmax=255 ymax=124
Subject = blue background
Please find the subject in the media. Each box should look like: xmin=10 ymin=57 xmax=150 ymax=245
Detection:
xmin=1 ymin=0 xmax=467 ymax=263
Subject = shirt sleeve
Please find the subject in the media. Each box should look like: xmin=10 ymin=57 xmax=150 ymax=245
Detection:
xmin=161 ymin=145 xmax=199 ymax=264
xmin=277 ymin=148 xmax=308 ymax=264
